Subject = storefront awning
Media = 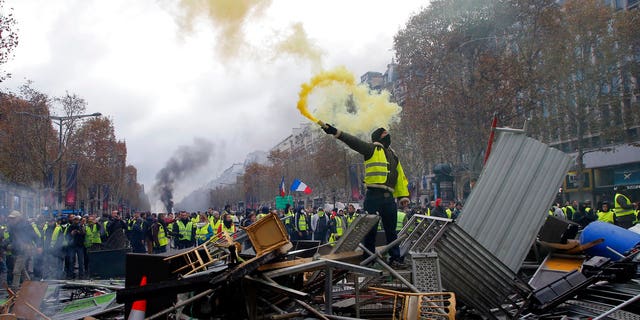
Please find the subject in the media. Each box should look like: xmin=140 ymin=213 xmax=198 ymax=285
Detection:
xmin=580 ymin=144 xmax=640 ymax=169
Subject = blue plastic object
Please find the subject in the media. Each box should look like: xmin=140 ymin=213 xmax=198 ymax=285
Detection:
xmin=580 ymin=221 xmax=640 ymax=260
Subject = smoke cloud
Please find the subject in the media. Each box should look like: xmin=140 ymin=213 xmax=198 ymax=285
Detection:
xmin=174 ymin=0 xmax=324 ymax=67
xmin=300 ymin=66 xmax=402 ymax=137
xmin=153 ymin=137 xmax=214 ymax=213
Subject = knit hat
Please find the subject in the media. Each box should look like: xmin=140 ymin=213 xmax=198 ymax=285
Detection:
xmin=371 ymin=127 xmax=386 ymax=142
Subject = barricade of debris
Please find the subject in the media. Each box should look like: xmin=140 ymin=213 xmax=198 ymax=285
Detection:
xmin=111 ymin=128 xmax=638 ymax=320
xmin=3 ymin=128 xmax=638 ymax=320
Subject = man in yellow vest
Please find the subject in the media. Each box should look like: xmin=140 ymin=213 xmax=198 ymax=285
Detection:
xmin=596 ymin=201 xmax=615 ymax=224
xmin=195 ymin=213 xmax=213 ymax=245
xmin=329 ymin=209 xmax=347 ymax=244
xmin=295 ymin=207 xmax=310 ymax=240
xmin=172 ymin=211 xmax=195 ymax=249
xmin=345 ymin=204 xmax=359 ymax=227
xmin=396 ymin=198 xmax=409 ymax=232
xmin=322 ymin=125 xmax=410 ymax=267
xmin=614 ymin=186 xmax=635 ymax=228
xmin=83 ymin=215 xmax=102 ymax=276
xmin=151 ymin=214 xmax=169 ymax=253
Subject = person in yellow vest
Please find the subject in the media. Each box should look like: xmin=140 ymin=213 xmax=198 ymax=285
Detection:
xmin=83 ymin=215 xmax=102 ymax=276
xmin=257 ymin=207 xmax=270 ymax=220
xmin=208 ymin=209 xmax=221 ymax=231
xmin=172 ymin=211 xmax=195 ymax=249
xmin=283 ymin=204 xmax=296 ymax=239
xmin=217 ymin=213 xmax=237 ymax=240
xmin=322 ymin=125 xmax=410 ymax=267
xmin=634 ymin=201 xmax=639 ymax=226
xmin=151 ymin=213 xmax=169 ymax=253
xmin=396 ymin=198 xmax=410 ymax=232
xmin=345 ymin=204 xmax=359 ymax=227
xmin=328 ymin=210 xmax=347 ymax=244
xmin=613 ymin=186 xmax=635 ymax=228
xmin=294 ymin=207 xmax=310 ymax=241
xmin=596 ymin=201 xmax=615 ymax=224
xmin=445 ymin=200 xmax=455 ymax=219
xmin=195 ymin=213 xmax=213 ymax=245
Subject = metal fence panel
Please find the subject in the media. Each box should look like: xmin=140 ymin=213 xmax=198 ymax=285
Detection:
xmin=457 ymin=131 xmax=572 ymax=272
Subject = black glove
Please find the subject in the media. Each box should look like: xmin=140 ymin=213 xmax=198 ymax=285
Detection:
xmin=322 ymin=124 xmax=337 ymax=135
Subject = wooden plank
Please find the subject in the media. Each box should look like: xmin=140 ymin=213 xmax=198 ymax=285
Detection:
xmin=258 ymin=251 xmax=362 ymax=272
xmin=12 ymin=281 xmax=48 ymax=320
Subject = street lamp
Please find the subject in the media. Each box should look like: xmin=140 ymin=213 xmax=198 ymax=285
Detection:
xmin=16 ymin=111 xmax=102 ymax=209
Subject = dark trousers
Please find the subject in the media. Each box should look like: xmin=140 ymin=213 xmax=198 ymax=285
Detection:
xmin=176 ymin=240 xmax=193 ymax=249
xmin=66 ymin=246 xmax=85 ymax=278
xmin=363 ymin=189 xmax=401 ymax=262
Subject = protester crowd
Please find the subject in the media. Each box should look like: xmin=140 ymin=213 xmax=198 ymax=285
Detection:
xmin=0 ymin=185 xmax=637 ymax=292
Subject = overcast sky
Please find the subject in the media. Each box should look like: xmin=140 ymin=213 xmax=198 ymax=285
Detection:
xmin=1 ymin=0 xmax=427 ymax=209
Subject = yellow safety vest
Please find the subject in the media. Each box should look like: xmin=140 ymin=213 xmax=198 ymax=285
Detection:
xmin=363 ymin=146 xmax=409 ymax=198
xmin=334 ymin=216 xmax=344 ymax=237
xmin=218 ymin=223 xmax=236 ymax=236
xmin=208 ymin=216 xmax=222 ymax=231
xmin=614 ymin=193 xmax=634 ymax=217
xmin=445 ymin=208 xmax=452 ymax=219
xmin=51 ymin=224 xmax=68 ymax=248
xmin=84 ymin=224 xmax=102 ymax=247
xmin=297 ymin=214 xmax=308 ymax=231
xmin=103 ymin=220 xmax=110 ymax=237
xmin=157 ymin=224 xmax=168 ymax=247
xmin=396 ymin=211 xmax=406 ymax=231
xmin=195 ymin=223 xmax=212 ymax=242
xmin=176 ymin=220 xmax=193 ymax=241
xmin=346 ymin=214 xmax=358 ymax=226
xmin=597 ymin=210 xmax=615 ymax=224
xmin=31 ymin=222 xmax=42 ymax=238
xmin=565 ymin=206 xmax=576 ymax=220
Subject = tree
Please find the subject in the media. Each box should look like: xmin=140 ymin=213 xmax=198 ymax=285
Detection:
xmin=0 ymin=0 xmax=18 ymax=82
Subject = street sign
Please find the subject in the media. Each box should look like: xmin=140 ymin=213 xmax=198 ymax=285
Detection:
xmin=275 ymin=195 xmax=293 ymax=209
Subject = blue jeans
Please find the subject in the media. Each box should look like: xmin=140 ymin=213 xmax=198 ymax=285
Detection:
xmin=362 ymin=188 xmax=401 ymax=262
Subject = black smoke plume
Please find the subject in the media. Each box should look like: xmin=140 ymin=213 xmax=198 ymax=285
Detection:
xmin=153 ymin=138 xmax=214 ymax=213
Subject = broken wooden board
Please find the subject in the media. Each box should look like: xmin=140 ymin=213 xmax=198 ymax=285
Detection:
xmin=258 ymin=251 xmax=363 ymax=272
xmin=12 ymin=281 xmax=48 ymax=320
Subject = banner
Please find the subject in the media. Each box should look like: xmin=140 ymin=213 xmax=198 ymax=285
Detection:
xmin=348 ymin=164 xmax=363 ymax=201
xmin=102 ymin=184 xmax=110 ymax=210
xmin=45 ymin=166 xmax=55 ymax=207
xmin=64 ymin=162 xmax=78 ymax=207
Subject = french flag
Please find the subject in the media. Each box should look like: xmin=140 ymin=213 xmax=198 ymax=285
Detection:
xmin=279 ymin=176 xmax=286 ymax=197
xmin=290 ymin=179 xmax=312 ymax=194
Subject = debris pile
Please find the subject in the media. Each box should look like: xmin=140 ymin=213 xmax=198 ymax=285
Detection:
xmin=2 ymin=130 xmax=638 ymax=319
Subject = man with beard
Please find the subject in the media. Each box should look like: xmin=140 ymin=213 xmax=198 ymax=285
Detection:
xmin=322 ymin=126 xmax=410 ymax=267
xmin=217 ymin=213 xmax=237 ymax=239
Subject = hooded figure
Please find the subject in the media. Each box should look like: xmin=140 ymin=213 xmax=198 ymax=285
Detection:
xmin=321 ymin=124 xmax=410 ymax=267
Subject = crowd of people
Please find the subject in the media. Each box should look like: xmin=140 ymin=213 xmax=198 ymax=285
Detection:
xmin=0 ymin=184 xmax=636 ymax=292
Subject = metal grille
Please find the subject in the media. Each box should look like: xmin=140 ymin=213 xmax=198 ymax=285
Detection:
xmin=411 ymin=251 xmax=442 ymax=292
xmin=562 ymin=300 xmax=640 ymax=320
xmin=331 ymin=214 xmax=380 ymax=254
xmin=398 ymin=215 xmax=451 ymax=256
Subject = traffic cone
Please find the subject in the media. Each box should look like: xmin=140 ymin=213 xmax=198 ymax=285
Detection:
xmin=127 ymin=276 xmax=147 ymax=320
